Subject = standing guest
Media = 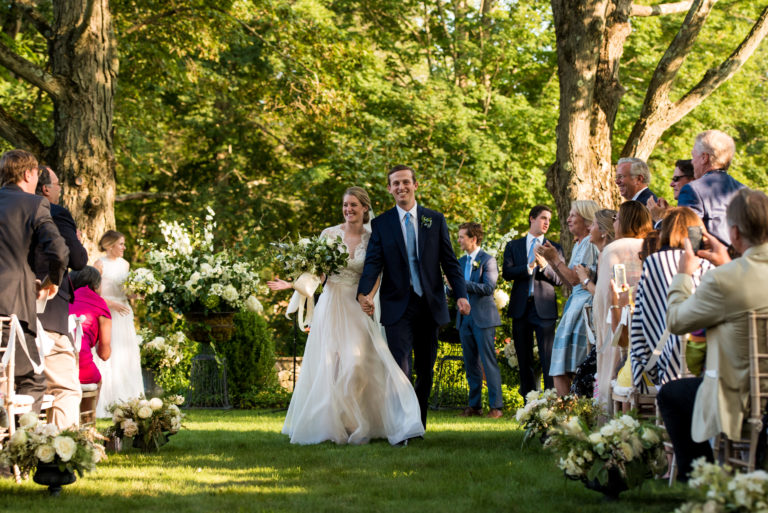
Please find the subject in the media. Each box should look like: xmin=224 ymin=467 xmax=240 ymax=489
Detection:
xmin=502 ymin=205 xmax=563 ymax=401
xmin=648 ymin=159 xmax=695 ymax=225
xmin=537 ymin=200 xmax=600 ymax=396
xmin=93 ymin=231 xmax=143 ymax=417
xmin=658 ymin=188 xmax=768 ymax=480
xmin=34 ymin=165 xmax=88 ymax=429
xmin=0 ymin=150 xmax=68 ymax=413
xmin=678 ymin=130 xmax=745 ymax=245
xmin=452 ymin=222 xmax=504 ymax=418
xmin=615 ymin=158 xmax=658 ymax=206
xmin=69 ymin=266 xmax=111 ymax=425
xmin=358 ymin=165 xmax=470 ymax=430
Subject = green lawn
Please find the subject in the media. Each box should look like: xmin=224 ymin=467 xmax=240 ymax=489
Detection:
xmin=0 ymin=410 xmax=692 ymax=512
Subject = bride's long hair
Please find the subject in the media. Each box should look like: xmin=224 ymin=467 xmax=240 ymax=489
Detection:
xmin=344 ymin=186 xmax=373 ymax=224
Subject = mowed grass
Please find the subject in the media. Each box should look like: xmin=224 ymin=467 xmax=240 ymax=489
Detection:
xmin=0 ymin=409 xmax=692 ymax=512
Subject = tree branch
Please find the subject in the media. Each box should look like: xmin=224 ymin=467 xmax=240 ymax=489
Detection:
xmin=0 ymin=105 xmax=47 ymax=156
xmin=631 ymin=1 xmax=693 ymax=17
xmin=16 ymin=0 xmax=53 ymax=39
xmin=123 ymin=8 xmax=189 ymax=35
xmin=0 ymin=40 xmax=65 ymax=99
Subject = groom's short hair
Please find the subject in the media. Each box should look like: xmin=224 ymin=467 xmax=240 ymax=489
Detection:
xmin=387 ymin=164 xmax=416 ymax=185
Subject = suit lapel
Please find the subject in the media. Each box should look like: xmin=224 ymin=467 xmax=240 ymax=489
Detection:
xmin=417 ymin=205 xmax=427 ymax=260
xmin=390 ymin=207 xmax=408 ymax=264
xmin=470 ymin=251 xmax=485 ymax=281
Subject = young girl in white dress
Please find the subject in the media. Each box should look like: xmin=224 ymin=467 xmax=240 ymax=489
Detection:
xmin=268 ymin=187 xmax=424 ymax=445
xmin=93 ymin=230 xmax=144 ymax=416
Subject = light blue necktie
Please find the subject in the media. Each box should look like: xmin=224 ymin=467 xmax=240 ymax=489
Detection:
xmin=464 ymin=257 xmax=472 ymax=281
xmin=528 ymin=239 xmax=538 ymax=297
xmin=405 ymin=213 xmax=423 ymax=296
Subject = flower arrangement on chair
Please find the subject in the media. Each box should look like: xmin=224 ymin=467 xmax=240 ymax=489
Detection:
xmin=106 ymin=395 xmax=185 ymax=452
xmin=514 ymin=389 xmax=599 ymax=445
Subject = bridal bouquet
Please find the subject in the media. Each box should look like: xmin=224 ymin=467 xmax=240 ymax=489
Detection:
xmin=124 ymin=267 xmax=165 ymax=297
xmin=515 ymin=389 xmax=598 ymax=445
xmin=676 ymin=459 xmax=768 ymax=513
xmin=136 ymin=209 xmax=263 ymax=313
xmin=271 ymin=234 xmax=349 ymax=279
xmin=0 ymin=412 xmax=106 ymax=476
xmin=106 ymin=395 xmax=184 ymax=452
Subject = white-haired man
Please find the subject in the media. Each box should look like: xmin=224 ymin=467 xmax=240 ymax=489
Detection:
xmin=615 ymin=157 xmax=657 ymax=206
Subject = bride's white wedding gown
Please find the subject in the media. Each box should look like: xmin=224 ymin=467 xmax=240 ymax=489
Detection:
xmin=282 ymin=225 xmax=425 ymax=445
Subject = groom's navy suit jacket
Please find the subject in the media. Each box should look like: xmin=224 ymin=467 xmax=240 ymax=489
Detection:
xmin=358 ymin=205 xmax=467 ymax=326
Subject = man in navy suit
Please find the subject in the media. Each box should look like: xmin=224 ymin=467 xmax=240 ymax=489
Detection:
xmin=502 ymin=205 xmax=562 ymax=401
xmin=451 ymin=223 xmax=503 ymax=418
xmin=678 ymin=130 xmax=745 ymax=245
xmin=358 ymin=165 xmax=469 ymax=430
xmin=616 ymin=158 xmax=657 ymax=207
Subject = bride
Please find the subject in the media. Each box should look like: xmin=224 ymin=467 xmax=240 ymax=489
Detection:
xmin=268 ymin=186 xmax=424 ymax=445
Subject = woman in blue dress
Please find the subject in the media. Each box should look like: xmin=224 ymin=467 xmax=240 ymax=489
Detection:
xmin=538 ymin=200 xmax=600 ymax=395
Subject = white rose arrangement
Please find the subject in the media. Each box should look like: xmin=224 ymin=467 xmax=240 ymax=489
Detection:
xmin=515 ymin=389 xmax=598 ymax=445
xmin=106 ymin=395 xmax=185 ymax=452
xmin=0 ymin=418 xmax=105 ymax=476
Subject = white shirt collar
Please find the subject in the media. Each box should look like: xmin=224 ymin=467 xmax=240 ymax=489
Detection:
xmin=631 ymin=187 xmax=648 ymax=201
xmin=527 ymin=232 xmax=543 ymax=245
xmin=396 ymin=202 xmax=418 ymax=222
xmin=466 ymin=247 xmax=481 ymax=261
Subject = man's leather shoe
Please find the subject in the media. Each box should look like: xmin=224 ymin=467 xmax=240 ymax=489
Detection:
xmin=487 ymin=408 xmax=503 ymax=419
xmin=459 ymin=407 xmax=482 ymax=417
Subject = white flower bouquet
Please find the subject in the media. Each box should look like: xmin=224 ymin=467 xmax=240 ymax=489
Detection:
xmin=271 ymin=234 xmax=349 ymax=279
xmin=106 ymin=395 xmax=185 ymax=452
xmin=676 ymin=458 xmax=768 ymax=513
xmin=124 ymin=267 xmax=165 ymax=297
xmin=515 ymin=389 xmax=598 ymax=445
xmin=139 ymin=329 xmax=187 ymax=370
xmin=0 ymin=412 xmax=106 ymax=477
xmin=139 ymin=209 xmax=263 ymax=313
xmin=545 ymin=412 xmax=666 ymax=492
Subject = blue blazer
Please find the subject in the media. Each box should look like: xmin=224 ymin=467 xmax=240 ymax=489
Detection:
xmin=454 ymin=250 xmax=501 ymax=330
xmin=677 ymin=170 xmax=745 ymax=245
xmin=358 ymin=205 xmax=467 ymax=326
xmin=502 ymin=237 xmax=562 ymax=320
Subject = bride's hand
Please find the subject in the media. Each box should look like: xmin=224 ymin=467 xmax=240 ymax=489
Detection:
xmin=267 ymin=278 xmax=292 ymax=291
xmin=357 ymin=293 xmax=374 ymax=316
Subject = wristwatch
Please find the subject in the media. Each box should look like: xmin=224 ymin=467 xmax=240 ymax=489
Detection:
xmin=582 ymin=277 xmax=590 ymax=286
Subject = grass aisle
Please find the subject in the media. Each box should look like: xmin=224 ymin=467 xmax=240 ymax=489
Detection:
xmin=1 ymin=410 xmax=690 ymax=512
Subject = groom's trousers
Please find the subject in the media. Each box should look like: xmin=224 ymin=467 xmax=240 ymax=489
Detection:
xmin=384 ymin=290 xmax=439 ymax=429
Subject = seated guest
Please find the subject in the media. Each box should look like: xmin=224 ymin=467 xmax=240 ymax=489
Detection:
xmin=658 ymin=188 xmax=768 ymax=480
xmin=593 ymin=201 xmax=653 ymax=412
xmin=452 ymin=223 xmax=504 ymax=418
xmin=630 ymin=208 xmax=713 ymax=393
xmin=69 ymin=266 xmax=111 ymax=420
xmin=538 ymin=200 xmax=600 ymax=395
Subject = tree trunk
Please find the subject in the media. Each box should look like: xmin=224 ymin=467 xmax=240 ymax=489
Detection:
xmin=51 ymin=0 xmax=118 ymax=258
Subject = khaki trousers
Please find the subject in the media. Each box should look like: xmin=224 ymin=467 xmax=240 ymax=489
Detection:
xmin=43 ymin=331 xmax=82 ymax=429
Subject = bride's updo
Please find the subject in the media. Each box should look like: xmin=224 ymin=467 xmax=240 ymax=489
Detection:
xmin=344 ymin=186 xmax=371 ymax=224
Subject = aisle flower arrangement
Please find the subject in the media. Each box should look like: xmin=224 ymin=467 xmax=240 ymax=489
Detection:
xmin=515 ymin=390 xmax=599 ymax=445
xmin=0 ymin=412 xmax=105 ymax=477
xmin=675 ymin=458 xmax=768 ymax=513
xmin=139 ymin=329 xmax=188 ymax=370
xmin=545 ymin=413 xmax=666 ymax=494
xmin=131 ymin=209 xmax=262 ymax=314
xmin=106 ymin=395 xmax=185 ymax=452
xmin=271 ymin=234 xmax=349 ymax=279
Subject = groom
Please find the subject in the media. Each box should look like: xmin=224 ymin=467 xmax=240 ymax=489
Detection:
xmin=357 ymin=165 xmax=470 ymax=429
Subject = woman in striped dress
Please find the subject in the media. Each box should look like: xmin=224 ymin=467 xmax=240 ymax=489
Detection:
xmin=630 ymin=208 xmax=713 ymax=392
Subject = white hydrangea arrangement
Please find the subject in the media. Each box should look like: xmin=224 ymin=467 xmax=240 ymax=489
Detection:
xmin=271 ymin=234 xmax=349 ymax=279
xmin=124 ymin=267 xmax=165 ymax=297
xmin=0 ymin=412 xmax=106 ymax=477
xmin=675 ymin=458 xmax=768 ymax=513
xmin=139 ymin=329 xmax=187 ymax=370
xmin=106 ymin=395 xmax=185 ymax=452
xmin=545 ymin=412 xmax=667 ymax=489
xmin=136 ymin=208 xmax=263 ymax=314
xmin=515 ymin=389 xmax=598 ymax=445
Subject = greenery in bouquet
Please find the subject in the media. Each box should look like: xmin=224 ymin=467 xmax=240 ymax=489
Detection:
xmin=515 ymin=389 xmax=599 ymax=445
xmin=139 ymin=328 xmax=188 ymax=371
xmin=0 ymin=412 xmax=106 ymax=477
xmin=137 ymin=208 xmax=264 ymax=314
xmin=545 ymin=412 xmax=667 ymax=489
xmin=271 ymin=233 xmax=349 ymax=279
xmin=124 ymin=267 xmax=165 ymax=297
xmin=106 ymin=395 xmax=185 ymax=452
xmin=676 ymin=458 xmax=768 ymax=513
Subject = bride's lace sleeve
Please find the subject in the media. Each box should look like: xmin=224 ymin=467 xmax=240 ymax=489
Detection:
xmin=320 ymin=225 xmax=341 ymax=240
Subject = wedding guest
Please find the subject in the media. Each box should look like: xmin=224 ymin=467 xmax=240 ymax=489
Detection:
xmin=69 ymin=266 xmax=111 ymax=424
xmin=658 ymin=188 xmax=768 ymax=480
xmin=630 ymin=207 xmax=712 ymax=394
xmin=615 ymin=158 xmax=657 ymax=206
xmin=538 ymin=200 xmax=600 ymax=395
xmin=0 ymin=150 xmax=68 ymax=413
xmin=647 ymin=159 xmax=695 ymax=224
xmin=502 ymin=205 xmax=563 ymax=401
xmin=592 ymin=201 xmax=652 ymax=412
xmin=452 ymin=222 xmax=504 ymax=418
xmin=34 ymin=165 xmax=88 ymax=429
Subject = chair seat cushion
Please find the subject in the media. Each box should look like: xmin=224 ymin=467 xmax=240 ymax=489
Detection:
xmin=80 ymin=383 xmax=98 ymax=392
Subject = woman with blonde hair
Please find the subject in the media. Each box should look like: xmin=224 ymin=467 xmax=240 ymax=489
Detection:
xmin=538 ymin=200 xmax=600 ymax=395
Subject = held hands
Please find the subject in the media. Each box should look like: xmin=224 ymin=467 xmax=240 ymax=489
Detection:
xmin=358 ymin=293 xmax=375 ymax=316
xmin=457 ymin=297 xmax=471 ymax=316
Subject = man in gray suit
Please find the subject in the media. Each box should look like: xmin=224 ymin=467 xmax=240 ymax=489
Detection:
xmin=678 ymin=130 xmax=745 ymax=245
xmin=452 ymin=223 xmax=504 ymax=418
xmin=0 ymin=150 xmax=69 ymax=412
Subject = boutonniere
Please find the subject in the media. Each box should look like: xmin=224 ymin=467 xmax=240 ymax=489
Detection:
xmin=472 ymin=260 xmax=480 ymax=270
xmin=420 ymin=216 xmax=432 ymax=229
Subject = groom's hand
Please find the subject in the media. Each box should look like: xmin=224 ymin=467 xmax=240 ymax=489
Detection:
xmin=457 ymin=297 xmax=470 ymax=316
xmin=357 ymin=293 xmax=375 ymax=316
